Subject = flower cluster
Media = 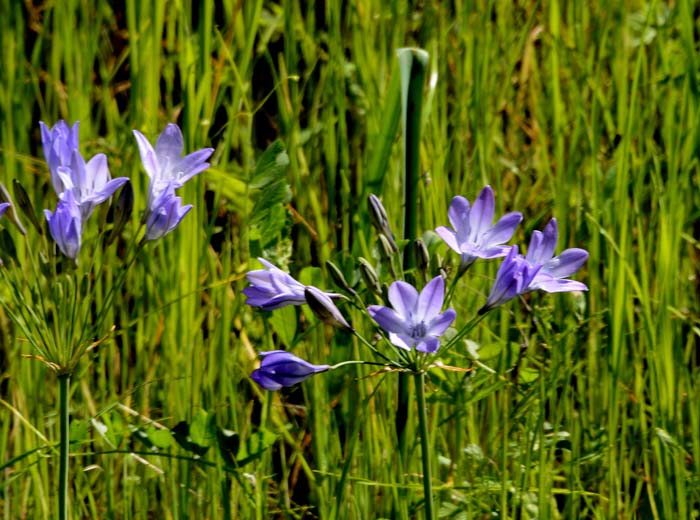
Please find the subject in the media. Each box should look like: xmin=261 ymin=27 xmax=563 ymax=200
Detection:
xmin=244 ymin=187 xmax=588 ymax=392
xmin=36 ymin=121 xmax=213 ymax=258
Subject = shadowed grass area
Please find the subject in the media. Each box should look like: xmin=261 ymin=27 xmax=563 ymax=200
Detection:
xmin=0 ymin=1 xmax=698 ymax=518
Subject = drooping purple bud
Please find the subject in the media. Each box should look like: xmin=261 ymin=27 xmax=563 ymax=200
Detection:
xmin=44 ymin=190 xmax=82 ymax=260
xmin=251 ymin=350 xmax=330 ymax=391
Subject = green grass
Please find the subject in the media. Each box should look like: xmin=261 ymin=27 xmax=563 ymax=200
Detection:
xmin=1 ymin=0 xmax=699 ymax=518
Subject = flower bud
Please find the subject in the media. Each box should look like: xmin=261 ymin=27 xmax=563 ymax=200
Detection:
xmin=0 ymin=181 xmax=26 ymax=235
xmin=304 ymin=286 xmax=352 ymax=330
xmin=105 ymin=181 xmax=134 ymax=246
xmin=358 ymin=257 xmax=382 ymax=296
xmin=368 ymin=194 xmax=398 ymax=253
xmin=414 ymin=238 xmax=430 ymax=275
xmin=12 ymin=180 xmax=41 ymax=235
xmin=326 ymin=260 xmax=356 ymax=296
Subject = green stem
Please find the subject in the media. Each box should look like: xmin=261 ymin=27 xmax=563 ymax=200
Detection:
xmin=57 ymin=373 xmax=70 ymax=520
xmin=396 ymin=47 xmax=429 ymax=457
xmin=415 ymin=371 xmax=434 ymax=520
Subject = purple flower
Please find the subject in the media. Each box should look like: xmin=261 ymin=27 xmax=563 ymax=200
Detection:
xmin=436 ymin=186 xmax=522 ymax=269
xmin=251 ymin=350 xmax=330 ymax=391
xmin=304 ymin=286 xmax=351 ymax=330
xmin=0 ymin=202 xmax=9 ymax=219
xmin=133 ymin=123 xmax=214 ymax=200
xmin=144 ymin=185 xmax=192 ymax=241
xmin=243 ymin=258 xmax=340 ymax=311
xmin=40 ymin=120 xmax=80 ymax=194
xmin=57 ymin=150 xmax=128 ymax=221
xmin=368 ymin=276 xmax=456 ymax=354
xmin=44 ymin=190 xmax=82 ymax=259
xmin=480 ymin=246 xmax=540 ymax=313
xmin=524 ymin=219 xmax=588 ymax=293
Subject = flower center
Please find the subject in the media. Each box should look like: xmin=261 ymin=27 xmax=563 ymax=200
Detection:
xmin=410 ymin=321 xmax=427 ymax=338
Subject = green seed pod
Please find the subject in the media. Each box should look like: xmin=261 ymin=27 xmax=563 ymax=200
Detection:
xmin=414 ymin=238 xmax=430 ymax=275
xmin=304 ymin=286 xmax=352 ymax=330
xmin=105 ymin=181 xmax=134 ymax=246
xmin=368 ymin=194 xmax=398 ymax=253
xmin=358 ymin=257 xmax=382 ymax=296
xmin=326 ymin=260 xmax=356 ymax=296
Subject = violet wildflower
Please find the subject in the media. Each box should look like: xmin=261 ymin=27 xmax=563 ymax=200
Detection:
xmin=304 ymin=286 xmax=351 ymax=330
xmin=44 ymin=190 xmax=82 ymax=260
xmin=251 ymin=350 xmax=330 ymax=391
xmin=244 ymin=258 xmax=340 ymax=311
xmin=524 ymin=218 xmax=588 ymax=292
xmin=40 ymin=120 xmax=80 ymax=194
xmin=436 ymin=186 xmax=522 ymax=269
xmin=479 ymin=246 xmax=540 ymax=314
xmin=0 ymin=202 xmax=9 ymax=219
xmin=144 ymin=185 xmax=192 ymax=241
xmin=133 ymin=123 xmax=214 ymax=199
xmin=57 ymin=150 xmax=128 ymax=221
xmin=368 ymin=275 xmax=456 ymax=354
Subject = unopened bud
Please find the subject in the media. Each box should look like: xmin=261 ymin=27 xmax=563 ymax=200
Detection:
xmin=358 ymin=257 xmax=382 ymax=295
xmin=414 ymin=238 xmax=430 ymax=274
xmin=326 ymin=260 xmax=356 ymax=296
xmin=304 ymin=286 xmax=352 ymax=330
xmin=368 ymin=194 xmax=398 ymax=253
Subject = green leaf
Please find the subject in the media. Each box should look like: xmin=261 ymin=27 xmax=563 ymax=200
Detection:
xmin=146 ymin=427 xmax=173 ymax=449
xmin=69 ymin=419 xmax=90 ymax=444
xmin=236 ymin=428 xmax=277 ymax=466
xmin=270 ymin=304 xmax=297 ymax=347
xmin=189 ymin=409 xmax=216 ymax=449
xmin=249 ymin=140 xmax=289 ymax=188
xmin=518 ymin=367 xmax=540 ymax=384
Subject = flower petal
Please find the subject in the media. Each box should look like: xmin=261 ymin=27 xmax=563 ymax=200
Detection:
xmin=389 ymin=332 xmax=414 ymax=351
xmin=368 ymin=305 xmax=411 ymax=335
xmin=426 ymin=308 xmax=456 ymax=336
xmin=482 ymin=211 xmax=522 ymax=245
xmin=416 ymin=276 xmax=445 ymax=322
xmin=542 ymin=248 xmax=588 ymax=278
xmin=435 ymin=226 xmax=461 ymax=253
xmin=469 ymin=186 xmax=495 ymax=238
xmin=155 ymin=123 xmax=184 ymax=168
xmin=530 ymin=276 xmax=588 ymax=293
xmin=416 ymin=336 xmax=440 ymax=354
xmin=388 ymin=281 xmax=419 ymax=319
xmin=447 ymin=195 xmax=470 ymax=234
xmin=132 ymin=130 xmax=158 ymax=179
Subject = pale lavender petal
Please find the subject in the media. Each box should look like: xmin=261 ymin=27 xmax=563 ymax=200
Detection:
xmin=530 ymin=277 xmax=588 ymax=293
xmin=172 ymin=148 xmax=214 ymax=186
xmin=416 ymin=275 xmax=445 ymax=322
xmin=85 ymin=153 xmax=110 ymax=191
xmin=435 ymin=226 xmax=461 ymax=253
xmin=471 ymin=244 xmax=512 ymax=259
xmin=416 ymin=336 xmax=440 ymax=354
xmin=542 ymin=248 xmax=589 ymax=278
xmin=388 ymin=332 xmax=413 ymax=351
xmin=426 ymin=308 xmax=456 ymax=336
xmin=154 ymin=123 xmax=184 ymax=167
xmin=525 ymin=230 xmax=545 ymax=264
xmin=87 ymin=177 xmax=129 ymax=204
xmin=483 ymin=211 xmax=522 ymax=245
xmin=388 ymin=281 xmax=419 ymax=318
xmin=368 ymin=305 xmax=411 ymax=335
xmin=132 ymin=130 xmax=158 ymax=179
xmin=447 ymin=196 xmax=470 ymax=233
xmin=539 ymin=219 xmax=558 ymax=261
xmin=469 ymin=186 xmax=495 ymax=238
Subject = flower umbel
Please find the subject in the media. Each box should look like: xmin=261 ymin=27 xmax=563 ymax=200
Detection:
xmin=524 ymin=219 xmax=589 ymax=293
xmin=44 ymin=190 xmax=82 ymax=260
xmin=436 ymin=186 xmax=522 ymax=269
xmin=479 ymin=246 xmax=540 ymax=313
xmin=368 ymin=276 xmax=456 ymax=354
xmin=244 ymin=258 xmax=340 ymax=311
xmin=251 ymin=350 xmax=330 ymax=391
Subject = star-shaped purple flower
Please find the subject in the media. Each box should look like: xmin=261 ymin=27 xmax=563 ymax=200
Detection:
xmin=243 ymin=258 xmax=340 ymax=311
xmin=368 ymin=276 xmax=456 ymax=354
xmin=436 ymin=186 xmax=522 ymax=269
xmin=44 ymin=190 xmax=83 ymax=260
xmin=480 ymin=246 xmax=541 ymax=313
xmin=144 ymin=184 xmax=193 ymax=241
xmin=57 ymin=150 xmax=128 ymax=222
xmin=524 ymin=218 xmax=588 ymax=293
xmin=251 ymin=350 xmax=330 ymax=391
xmin=133 ymin=123 xmax=214 ymax=201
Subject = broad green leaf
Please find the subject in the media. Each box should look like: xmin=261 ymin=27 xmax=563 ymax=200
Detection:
xmin=270 ymin=304 xmax=297 ymax=347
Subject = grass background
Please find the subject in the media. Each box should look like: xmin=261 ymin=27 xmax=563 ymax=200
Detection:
xmin=1 ymin=0 xmax=699 ymax=518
